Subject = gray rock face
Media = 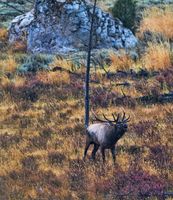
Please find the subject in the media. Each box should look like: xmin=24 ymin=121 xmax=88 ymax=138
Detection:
xmin=8 ymin=10 xmax=34 ymax=43
xmin=8 ymin=0 xmax=138 ymax=54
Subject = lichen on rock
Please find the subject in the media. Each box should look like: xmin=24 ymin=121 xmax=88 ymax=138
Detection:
xmin=8 ymin=0 xmax=138 ymax=54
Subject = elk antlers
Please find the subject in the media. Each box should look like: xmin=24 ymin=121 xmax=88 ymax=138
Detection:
xmin=92 ymin=111 xmax=130 ymax=124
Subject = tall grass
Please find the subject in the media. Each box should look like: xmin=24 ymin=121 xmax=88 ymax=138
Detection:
xmin=109 ymin=51 xmax=134 ymax=71
xmin=139 ymin=6 xmax=173 ymax=40
xmin=37 ymin=71 xmax=70 ymax=85
xmin=51 ymin=57 xmax=74 ymax=71
xmin=0 ymin=55 xmax=17 ymax=74
xmin=142 ymin=42 xmax=172 ymax=70
xmin=0 ymin=28 xmax=8 ymax=41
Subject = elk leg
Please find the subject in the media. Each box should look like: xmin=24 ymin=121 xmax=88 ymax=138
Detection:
xmin=91 ymin=144 xmax=99 ymax=160
xmin=111 ymin=146 xmax=116 ymax=165
xmin=83 ymin=141 xmax=91 ymax=161
xmin=101 ymin=147 xmax=105 ymax=163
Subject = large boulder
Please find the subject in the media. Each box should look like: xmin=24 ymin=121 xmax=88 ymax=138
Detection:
xmin=8 ymin=0 xmax=138 ymax=54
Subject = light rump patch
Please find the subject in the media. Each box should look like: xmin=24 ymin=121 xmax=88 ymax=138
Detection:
xmin=87 ymin=123 xmax=111 ymax=144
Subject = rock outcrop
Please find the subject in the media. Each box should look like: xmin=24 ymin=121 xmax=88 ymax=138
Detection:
xmin=8 ymin=0 xmax=138 ymax=54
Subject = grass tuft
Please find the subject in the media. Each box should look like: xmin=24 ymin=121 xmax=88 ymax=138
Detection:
xmin=139 ymin=6 xmax=173 ymax=40
xmin=109 ymin=51 xmax=134 ymax=71
xmin=142 ymin=42 xmax=172 ymax=70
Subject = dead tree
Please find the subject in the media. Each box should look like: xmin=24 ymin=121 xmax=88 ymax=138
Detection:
xmin=85 ymin=0 xmax=97 ymax=128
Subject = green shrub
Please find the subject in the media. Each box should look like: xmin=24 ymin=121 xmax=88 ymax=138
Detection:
xmin=18 ymin=54 xmax=53 ymax=73
xmin=112 ymin=0 xmax=137 ymax=32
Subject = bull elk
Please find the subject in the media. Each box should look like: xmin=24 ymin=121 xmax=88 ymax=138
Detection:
xmin=83 ymin=112 xmax=130 ymax=164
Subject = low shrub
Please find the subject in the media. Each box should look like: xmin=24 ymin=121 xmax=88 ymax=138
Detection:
xmin=159 ymin=67 xmax=173 ymax=88
xmin=21 ymin=155 xmax=39 ymax=171
xmin=30 ymin=136 xmax=48 ymax=149
xmin=96 ymin=168 xmax=166 ymax=198
xmin=9 ymin=169 xmax=62 ymax=197
xmin=40 ymin=127 xmax=54 ymax=138
xmin=114 ymin=94 xmax=137 ymax=108
xmin=18 ymin=54 xmax=53 ymax=73
xmin=48 ymin=151 xmax=66 ymax=166
xmin=68 ymin=159 xmax=85 ymax=192
xmin=91 ymin=86 xmax=117 ymax=107
xmin=149 ymin=145 xmax=172 ymax=169
xmin=0 ymin=132 xmax=22 ymax=149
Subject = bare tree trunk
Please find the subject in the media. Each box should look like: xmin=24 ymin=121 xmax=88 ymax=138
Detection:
xmin=85 ymin=0 xmax=97 ymax=128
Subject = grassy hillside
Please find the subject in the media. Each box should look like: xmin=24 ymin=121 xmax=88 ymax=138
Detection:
xmin=0 ymin=54 xmax=173 ymax=199
xmin=0 ymin=1 xmax=173 ymax=200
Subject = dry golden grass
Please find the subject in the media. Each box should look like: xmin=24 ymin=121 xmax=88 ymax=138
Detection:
xmin=51 ymin=57 xmax=74 ymax=71
xmin=37 ymin=71 xmax=70 ymax=85
xmin=109 ymin=51 xmax=134 ymax=71
xmin=142 ymin=42 xmax=172 ymax=70
xmin=0 ymin=148 xmax=23 ymax=176
xmin=0 ymin=76 xmax=11 ymax=87
xmin=0 ymin=28 xmax=8 ymax=41
xmin=139 ymin=6 xmax=173 ymax=39
xmin=0 ymin=61 xmax=172 ymax=199
xmin=0 ymin=55 xmax=18 ymax=74
xmin=14 ymin=76 xmax=26 ymax=87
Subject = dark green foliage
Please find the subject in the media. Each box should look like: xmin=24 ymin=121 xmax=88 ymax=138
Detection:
xmin=112 ymin=0 xmax=137 ymax=32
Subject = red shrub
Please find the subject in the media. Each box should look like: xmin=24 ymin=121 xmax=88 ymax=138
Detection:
xmin=91 ymin=87 xmax=117 ymax=107
xmin=95 ymin=168 xmax=166 ymax=198
xmin=149 ymin=145 xmax=172 ymax=169
xmin=132 ymin=120 xmax=161 ymax=145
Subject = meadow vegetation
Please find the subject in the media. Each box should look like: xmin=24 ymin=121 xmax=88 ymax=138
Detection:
xmin=0 ymin=3 xmax=173 ymax=200
xmin=139 ymin=6 xmax=173 ymax=40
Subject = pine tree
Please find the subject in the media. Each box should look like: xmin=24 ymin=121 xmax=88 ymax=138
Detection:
xmin=112 ymin=0 xmax=137 ymax=32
